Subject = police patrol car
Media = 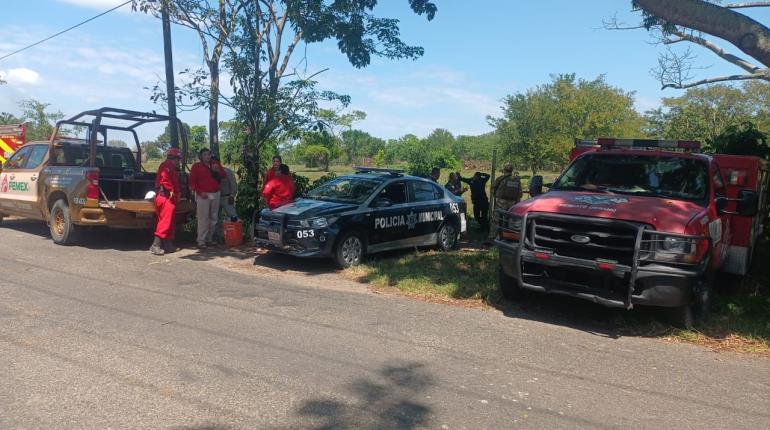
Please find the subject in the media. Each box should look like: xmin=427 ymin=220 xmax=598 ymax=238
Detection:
xmin=254 ymin=167 xmax=468 ymax=267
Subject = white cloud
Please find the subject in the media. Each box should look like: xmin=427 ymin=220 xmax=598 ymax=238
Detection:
xmin=0 ymin=68 xmax=40 ymax=85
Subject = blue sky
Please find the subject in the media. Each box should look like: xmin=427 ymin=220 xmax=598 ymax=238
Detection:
xmin=2 ymin=0 xmax=769 ymax=142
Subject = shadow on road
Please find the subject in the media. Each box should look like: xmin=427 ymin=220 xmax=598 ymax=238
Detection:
xmin=288 ymin=361 xmax=433 ymax=430
xmin=0 ymin=218 xmax=153 ymax=251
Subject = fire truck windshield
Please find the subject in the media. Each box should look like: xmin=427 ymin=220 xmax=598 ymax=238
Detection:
xmin=552 ymin=154 xmax=709 ymax=202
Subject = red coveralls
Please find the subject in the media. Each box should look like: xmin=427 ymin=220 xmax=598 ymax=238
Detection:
xmin=154 ymin=159 xmax=181 ymax=240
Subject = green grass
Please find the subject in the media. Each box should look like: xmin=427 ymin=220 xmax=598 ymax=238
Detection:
xmin=347 ymin=247 xmax=500 ymax=303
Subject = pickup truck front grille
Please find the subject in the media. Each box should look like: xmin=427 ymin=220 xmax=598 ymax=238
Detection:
xmin=526 ymin=213 xmax=641 ymax=266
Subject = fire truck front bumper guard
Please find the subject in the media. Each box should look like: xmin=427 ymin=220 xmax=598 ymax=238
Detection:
xmin=496 ymin=215 xmax=709 ymax=309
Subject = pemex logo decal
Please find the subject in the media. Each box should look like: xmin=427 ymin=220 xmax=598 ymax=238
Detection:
xmin=0 ymin=176 xmax=7 ymax=193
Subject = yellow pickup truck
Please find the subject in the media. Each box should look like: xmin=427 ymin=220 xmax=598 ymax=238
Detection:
xmin=0 ymin=108 xmax=194 ymax=245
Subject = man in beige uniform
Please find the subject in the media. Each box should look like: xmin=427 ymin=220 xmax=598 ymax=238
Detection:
xmin=489 ymin=164 xmax=522 ymax=240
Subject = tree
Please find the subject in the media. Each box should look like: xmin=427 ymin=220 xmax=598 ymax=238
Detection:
xmin=491 ymin=74 xmax=643 ymax=174
xmin=710 ymin=121 xmax=770 ymax=158
xmin=108 ymin=139 xmax=128 ymax=148
xmin=222 ymin=0 xmax=437 ymax=219
xmin=19 ymin=99 xmax=64 ymax=141
xmin=136 ymin=0 xmax=243 ymax=157
xmin=188 ymin=124 xmax=208 ymax=158
xmin=608 ymin=0 xmax=770 ymax=89
xmin=642 ymin=81 xmax=770 ymax=144
xmin=340 ymin=129 xmax=385 ymax=163
xmin=297 ymin=131 xmax=342 ymax=171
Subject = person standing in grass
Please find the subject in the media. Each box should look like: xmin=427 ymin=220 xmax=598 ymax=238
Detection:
xmin=190 ymin=148 xmax=226 ymax=249
xmin=445 ymin=172 xmax=467 ymax=196
xmin=489 ymin=164 xmax=522 ymax=240
xmin=460 ymin=171 xmax=491 ymax=231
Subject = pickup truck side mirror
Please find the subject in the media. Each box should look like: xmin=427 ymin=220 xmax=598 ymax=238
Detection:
xmin=715 ymin=196 xmax=729 ymax=214
xmin=736 ymin=189 xmax=759 ymax=217
xmin=371 ymin=197 xmax=393 ymax=208
xmin=529 ymin=175 xmax=544 ymax=197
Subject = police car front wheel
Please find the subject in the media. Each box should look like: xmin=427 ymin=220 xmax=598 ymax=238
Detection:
xmin=437 ymin=222 xmax=458 ymax=251
xmin=335 ymin=232 xmax=364 ymax=268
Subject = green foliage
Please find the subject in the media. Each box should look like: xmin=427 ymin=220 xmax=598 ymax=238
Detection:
xmin=491 ymin=74 xmax=643 ymax=173
xmin=312 ymin=172 xmax=337 ymax=188
xmin=340 ymin=129 xmax=385 ymax=163
xmin=710 ymin=122 xmax=770 ymax=159
xmin=12 ymin=99 xmax=64 ymax=142
xmin=644 ymin=82 xmax=770 ymax=148
xmin=295 ymin=131 xmax=342 ymax=171
xmin=292 ymin=173 xmax=311 ymax=198
xmin=188 ymin=125 xmax=208 ymax=159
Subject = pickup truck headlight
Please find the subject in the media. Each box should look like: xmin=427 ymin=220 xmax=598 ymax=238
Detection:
xmin=500 ymin=213 xmax=523 ymax=241
xmin=642 ymin=233 xmax=708 ymax=264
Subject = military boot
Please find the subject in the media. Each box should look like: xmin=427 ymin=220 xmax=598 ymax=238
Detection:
xmin=149 ymin=236 xmax=165 ymax=255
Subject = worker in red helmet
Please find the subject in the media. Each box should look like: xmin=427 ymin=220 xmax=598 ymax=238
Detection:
xmin=150 ymin=147 xmax=182 ymax=255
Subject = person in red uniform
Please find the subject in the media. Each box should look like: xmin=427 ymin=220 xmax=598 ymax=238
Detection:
xmin=265 ymin=155 xmax=282 ymax=183
xmin=262 ymin=164 xmax=295 ymax=210
xmin=189 ymin=148 xmax=227 ymax=248
xmin=150 ymin=147 xmax=182 ymax=256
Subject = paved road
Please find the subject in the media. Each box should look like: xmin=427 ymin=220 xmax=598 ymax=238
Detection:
xmin=0 ymin=219 xmax=768 ymax=429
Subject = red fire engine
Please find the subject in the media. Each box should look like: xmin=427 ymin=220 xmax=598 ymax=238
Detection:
xmin=496 ymin=138 xmax=769 ymax=327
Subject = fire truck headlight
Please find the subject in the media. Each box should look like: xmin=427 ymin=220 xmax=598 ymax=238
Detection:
xmin=661 ymin=236 xmax=689 ymax=253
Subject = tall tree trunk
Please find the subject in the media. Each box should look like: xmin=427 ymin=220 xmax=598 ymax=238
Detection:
xmin=209 ymin=59 xmax=220 ymax=157
xmin=635 ymin=0 xmax=770 ymax=67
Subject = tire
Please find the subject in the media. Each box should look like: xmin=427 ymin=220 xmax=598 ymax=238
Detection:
xmin=335 ymin=232 xmax=364 ymax=268
xmin=499 ymin=266 xmax=524 ymax=300
xmin=49 ymin=199 xmax=79 ymax=245
xmin=437 ymin=222 xmax=458 ymax=251
xmin=668 ymin=273 xmax=713 ymax=329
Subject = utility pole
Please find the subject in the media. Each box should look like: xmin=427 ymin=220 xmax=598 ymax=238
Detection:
xmin=161 ymin=0 xmax=179 ymax=149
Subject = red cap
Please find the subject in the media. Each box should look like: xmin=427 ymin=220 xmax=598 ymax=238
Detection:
xmin=166 ymin=147 xmax=182 ymax=158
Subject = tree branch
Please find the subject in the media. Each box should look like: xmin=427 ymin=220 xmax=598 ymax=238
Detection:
xmin=669 ymin=28 xmax=763 ymax=73
xmin=635 ymin=0 xmax=770 ymax=67
xmin=662 ymin=72 xmax=770 ymax=89
xmin=726 ymin=2 xmax=770 ymax=8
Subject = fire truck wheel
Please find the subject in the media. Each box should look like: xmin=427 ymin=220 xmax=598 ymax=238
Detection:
xmin=49 ymin=199 xmax=79 ymax=245
xmin=668 ymin=272 xmax=713 ymax=329
xmin=499 ymin=266 xmax=524 ymax=300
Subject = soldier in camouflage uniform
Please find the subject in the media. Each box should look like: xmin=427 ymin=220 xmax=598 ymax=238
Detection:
xmin=489 ymin=164 xmax=522 ymax=240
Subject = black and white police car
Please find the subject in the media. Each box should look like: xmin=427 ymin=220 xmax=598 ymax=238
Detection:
xmin=255 ymin=168 xmax=468 ymax=267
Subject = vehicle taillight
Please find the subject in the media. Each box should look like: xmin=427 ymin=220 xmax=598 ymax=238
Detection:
xmin=86 ymin=170 xmax=100 ymax=200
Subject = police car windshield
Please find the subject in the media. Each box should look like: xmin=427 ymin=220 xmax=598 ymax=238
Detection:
xmin=306 ymin=177 xmax=381 ymax=204
xmin=552 ymin=154 xmax=708 ymax=201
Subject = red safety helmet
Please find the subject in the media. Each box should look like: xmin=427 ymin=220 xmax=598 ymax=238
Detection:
xmin=166 ymin=147 xmax=182 ymax=158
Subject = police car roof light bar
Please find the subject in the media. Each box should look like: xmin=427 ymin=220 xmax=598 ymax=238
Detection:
xmin=354 ymin=166 xmax=405 ymax=176
xmin=597 ymin=138 xmax=701 ymax=152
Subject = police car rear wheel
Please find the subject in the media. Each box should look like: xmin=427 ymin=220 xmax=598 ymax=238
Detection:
xmin=437 ymin=223 xmax=458 ymax=251
xmin=336 ymin=233 xmax=363 ymax=268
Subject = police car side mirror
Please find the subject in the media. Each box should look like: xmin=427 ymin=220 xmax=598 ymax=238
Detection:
xmin=371 ymin=197 xmax=393 ymax=208
xmin=736 ymin=189 xmax=759 ymax=217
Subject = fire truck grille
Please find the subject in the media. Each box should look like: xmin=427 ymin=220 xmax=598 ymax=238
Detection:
xmin=527 ymin=214 xmax=640 ymax=265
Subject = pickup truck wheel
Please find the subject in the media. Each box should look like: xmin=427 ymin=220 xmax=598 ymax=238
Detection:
xmin=49 ymin=199 xmax=79 ymax=245
xmin=335 ymin=232 xmax=364 ymax=268
xmin=499 ymin=266 xmax=524 ymax=300
xmin=437 ymin=222 xmax=458 ymax=251
xmin=667 ymin=273 xmax=713 ymax=329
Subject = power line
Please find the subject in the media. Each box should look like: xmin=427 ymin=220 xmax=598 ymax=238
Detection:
xmin=0 ymin=0 xmax=132 ymax=62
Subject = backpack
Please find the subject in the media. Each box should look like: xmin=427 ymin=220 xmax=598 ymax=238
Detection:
xmin=497 ymin=173 xmax=522 ymax=201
